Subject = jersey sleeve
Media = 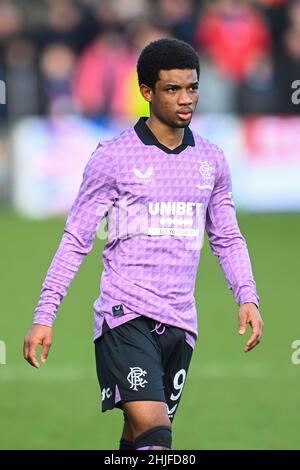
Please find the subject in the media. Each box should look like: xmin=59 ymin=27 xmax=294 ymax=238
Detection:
xmin=33 ymin=145 xmax=118 ymax=327
xmin=205 ymin=150 xmax=260 ymax=307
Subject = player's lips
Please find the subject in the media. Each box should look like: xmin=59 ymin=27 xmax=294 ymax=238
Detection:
xmin=177 ymin=109 xmax=193 ymax=120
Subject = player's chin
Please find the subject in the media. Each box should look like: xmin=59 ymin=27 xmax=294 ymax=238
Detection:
xmin=174 ymin=113 xmax=193 ymax=127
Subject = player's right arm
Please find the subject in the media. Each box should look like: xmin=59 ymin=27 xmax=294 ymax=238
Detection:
xmin=23 ymin=324 xmax=52 ymax=368
xmin=23 ymin=145 xmax=118 ymax=368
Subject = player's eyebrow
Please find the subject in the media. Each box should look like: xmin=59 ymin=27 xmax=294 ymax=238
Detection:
xmin=163 ymin=81 xmax=199 ymax=88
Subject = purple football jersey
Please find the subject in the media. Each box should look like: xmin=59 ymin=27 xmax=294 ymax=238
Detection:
xmin=34 ymin=118 xmax=259 ymax=348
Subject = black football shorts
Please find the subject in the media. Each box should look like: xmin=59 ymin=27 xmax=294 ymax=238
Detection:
xmin=94 ymin=316 xmax=193 ymax=421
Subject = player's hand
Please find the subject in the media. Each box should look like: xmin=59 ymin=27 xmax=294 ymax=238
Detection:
xmin=23 ymin=324 xmax=53 ymax=368
xmin=238 ymin=303 xmax=264 ymax=353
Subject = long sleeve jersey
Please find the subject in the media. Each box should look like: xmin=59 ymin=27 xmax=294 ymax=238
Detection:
xmin=34 ymin=117 xmax=259 ymax=348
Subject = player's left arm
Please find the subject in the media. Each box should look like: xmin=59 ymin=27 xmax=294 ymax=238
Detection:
xmin=205 ymin=149 xmax=264 ymax=352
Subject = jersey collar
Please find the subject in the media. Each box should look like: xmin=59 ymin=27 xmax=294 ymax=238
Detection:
xmin=134 ymin=116 xmax=195 ymax=154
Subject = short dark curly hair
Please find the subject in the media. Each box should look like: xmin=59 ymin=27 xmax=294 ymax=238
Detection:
xmin=137 ymin=38 xmax=200 ymax=91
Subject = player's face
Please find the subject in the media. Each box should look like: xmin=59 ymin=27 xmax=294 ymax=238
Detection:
xmin=147 ymin=69 xmax=199 ymax=128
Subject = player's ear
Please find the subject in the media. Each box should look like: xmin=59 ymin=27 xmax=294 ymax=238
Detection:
xmin=139 ymin=84 xmax=153 ymax=103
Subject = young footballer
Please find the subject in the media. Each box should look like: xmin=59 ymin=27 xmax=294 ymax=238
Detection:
xmin=24 ymin=39 xmax=264 ymax=450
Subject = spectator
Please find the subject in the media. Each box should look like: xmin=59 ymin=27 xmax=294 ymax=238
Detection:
xmin=255 ymin=0 xmax=287 ymax=51
xmin=1 ymin=0 xmax=299 ymax=119
xmin=126 ymin=20 xmax=171 ymax=118
xmin=40 ymin=43 xmax=76 ymax=115
xmin=73 ymin=31 xmax=136 ymax=119
xmin=196 ymin=54 xmax=236 ymax=113
xmin=35 ymin=0 xmax=94 ymax=54
xmin=0 ymin=1 xmax=24 ymax=123
xmin=286 ymin=0 xmax=300 ymax=27
xmin=74 ymin=22 xmax=169 ymax=121
xmin=236 ymin=52 xmax=280 ymax=114
xmin=0 ymin=1 xmax=24 ymax=60
xmin=156 ymin=0 xmax=197 ymax=45
xmin=5 ymin=36 xmax=41 ymax=120
xmin=97 ymin=0 xmax=150 ymax=22
xmin=195 ymin=0 xmax=272 ymax=80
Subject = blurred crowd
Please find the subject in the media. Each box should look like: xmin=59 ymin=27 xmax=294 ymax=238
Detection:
xmin=0 ymin=0 xmax=300 ymax=123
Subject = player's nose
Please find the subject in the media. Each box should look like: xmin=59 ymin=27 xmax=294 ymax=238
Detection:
xmin=177 ymin=90 xmax=193 ymax=106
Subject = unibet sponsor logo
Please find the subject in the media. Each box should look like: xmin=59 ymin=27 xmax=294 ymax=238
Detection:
xmin=102 ymin=197 xmax=205 ymax=249
xmin=148 ymin=201 xmax=204 ymax=239
xmin=148 ymin=201 xmax=202 ymax=217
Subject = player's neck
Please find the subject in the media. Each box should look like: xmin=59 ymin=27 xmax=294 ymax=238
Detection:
xmin=146 ymin=115 xmax=185 ymax=150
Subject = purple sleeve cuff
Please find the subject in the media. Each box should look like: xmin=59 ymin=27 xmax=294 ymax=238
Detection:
xmin=33 ymin=315 xmax=55 ymax=328
xmin=238 ymin=292 xmax=260 ymax=309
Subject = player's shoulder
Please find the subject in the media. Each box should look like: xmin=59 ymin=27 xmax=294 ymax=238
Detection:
xmin=193 ymin=131 xmax=225 ymax=161
xmin=95 ymin=126 xmax=134 ymax=154
xmin=88 ymin=126 xmax=134 ymax=171
xmin=192 ymin=131 xmax=228 ymax=179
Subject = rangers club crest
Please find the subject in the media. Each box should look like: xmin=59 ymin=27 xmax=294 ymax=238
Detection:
xmin=196 ymin=161 xmax=214 ymax=190
xmin=127 ymin=367 xmax=148 ymax=391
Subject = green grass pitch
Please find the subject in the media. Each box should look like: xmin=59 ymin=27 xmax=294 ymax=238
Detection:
xmin=0 ymin=211 xmax=299 ymax=449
